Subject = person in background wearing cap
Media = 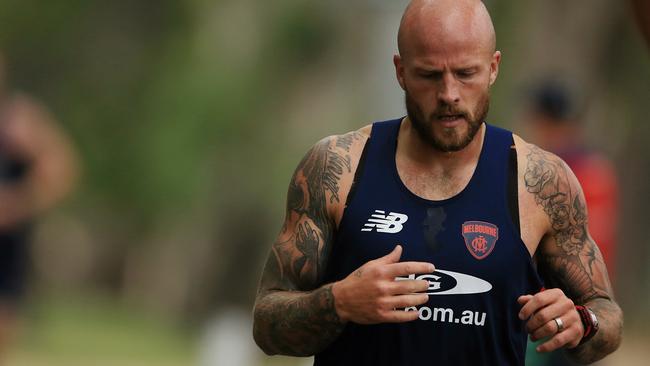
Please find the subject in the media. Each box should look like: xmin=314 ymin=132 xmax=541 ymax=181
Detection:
xmin=523 ymin=80 xmax=620 ymax=366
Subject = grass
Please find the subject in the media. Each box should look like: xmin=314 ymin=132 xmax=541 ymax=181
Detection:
xmin=6 ymin=293 xmax=196 ymax=366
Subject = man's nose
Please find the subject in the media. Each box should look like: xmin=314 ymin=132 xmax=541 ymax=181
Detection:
xmin=437 ymin=74 xmax=460 ymax=105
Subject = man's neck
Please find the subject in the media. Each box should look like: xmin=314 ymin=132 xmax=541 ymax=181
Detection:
xmin=397 ymin=117 xmax=486 ymax=176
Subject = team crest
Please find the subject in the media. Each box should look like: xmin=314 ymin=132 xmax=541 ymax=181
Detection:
xmin=462 ymin=221 xmax=498 ymax=260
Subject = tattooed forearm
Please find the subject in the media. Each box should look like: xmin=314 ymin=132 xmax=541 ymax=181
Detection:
xmin=536 ymin=255 xmax=596 ymax=303
xmin=254 ymin=284 xmax=344 ymax=356
xmin=567 ymin=297 xmax=623 ymax=364
xmin=254 ymin=132 xmax=364 ymax=356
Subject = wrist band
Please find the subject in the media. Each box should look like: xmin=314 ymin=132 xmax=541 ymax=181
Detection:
xmin=575 ymin=305 xmax=599 ymax=344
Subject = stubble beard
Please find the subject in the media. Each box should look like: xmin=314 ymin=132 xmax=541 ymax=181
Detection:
xmin=404 ymin=89 xmax=490 ymax=152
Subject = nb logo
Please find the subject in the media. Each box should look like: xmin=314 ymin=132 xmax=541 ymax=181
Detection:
xmin=361 ymin=210 xmax=408 ymax=233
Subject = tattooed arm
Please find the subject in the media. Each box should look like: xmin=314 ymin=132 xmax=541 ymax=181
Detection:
xmin=252 ymin=132 xmax=360 ymax=356
xmin=253 ymin=128 xmax=432 ymax=356
xmin=519 ymin=144 xmax=622 ymax=364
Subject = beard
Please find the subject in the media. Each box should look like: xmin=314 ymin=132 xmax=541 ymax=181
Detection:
xmin=404 ymin=89 xmax=490 ymax=152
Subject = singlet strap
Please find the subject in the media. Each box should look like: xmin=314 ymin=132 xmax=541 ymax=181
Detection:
xmin=344 ymin=135 xmax=370 ymax=208
xmin=508 ymin=140 xmax=521 ymax=236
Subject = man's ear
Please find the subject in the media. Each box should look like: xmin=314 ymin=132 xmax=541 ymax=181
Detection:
xmin=394 ymin=54 xmax=406 ymax=90
xmin=489 ymin=50 xmax=501 ymax=86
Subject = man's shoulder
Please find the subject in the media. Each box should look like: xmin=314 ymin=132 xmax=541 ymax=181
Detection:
xmin=300 ymin=124 xmax=372 ymax=224
xmin=512 ymin=134 xmax=561 ymax=164
xmin=309 ymin=124 xmax=372 ymax=160
xmin=330 ymin=124 xmax=372 ymax=145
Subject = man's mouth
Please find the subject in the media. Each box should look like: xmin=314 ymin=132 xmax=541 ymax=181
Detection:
xmin=437 ymin=114 xmax=465 ymax=122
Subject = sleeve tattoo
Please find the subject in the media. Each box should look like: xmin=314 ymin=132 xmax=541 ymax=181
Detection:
xmin=524 ymin=145 xmax=622 ymax=362
xmin=253 ymin=132 xmax=361 ymax=356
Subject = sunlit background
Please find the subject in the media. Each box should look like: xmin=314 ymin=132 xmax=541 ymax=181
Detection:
xmin=0 ymin=0 xmax=648 ymax=365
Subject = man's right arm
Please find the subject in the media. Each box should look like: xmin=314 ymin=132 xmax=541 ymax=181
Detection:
xmin=253 ymin=131 xmax=433 ymax=356
xmin=252 ymin=134 xmax=357 ymax=356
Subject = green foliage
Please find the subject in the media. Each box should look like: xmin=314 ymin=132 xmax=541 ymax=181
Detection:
xmin=1 ymin=0 xmax=338 ymax=228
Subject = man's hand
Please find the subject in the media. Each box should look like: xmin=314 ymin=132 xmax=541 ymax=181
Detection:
xmin=518 ymin=288 xmax=585 ymax=352
xmin=332 ymin=245 xmax=434 ymax=324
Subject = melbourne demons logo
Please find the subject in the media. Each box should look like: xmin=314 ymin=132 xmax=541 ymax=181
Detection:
xmin=462 ymin=221 xmax=498 ymax=260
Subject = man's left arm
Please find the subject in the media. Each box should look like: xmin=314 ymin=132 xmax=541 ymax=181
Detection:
xmin=517 ymin=145 xmax=623 ymax=364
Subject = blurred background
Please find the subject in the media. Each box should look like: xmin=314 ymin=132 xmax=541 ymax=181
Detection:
xmin=0 ymin=0 xmax=648 ymax=365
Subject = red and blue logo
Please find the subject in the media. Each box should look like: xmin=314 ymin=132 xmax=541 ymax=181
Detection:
xmin=462 ymin=221 xmax=498 ymax=260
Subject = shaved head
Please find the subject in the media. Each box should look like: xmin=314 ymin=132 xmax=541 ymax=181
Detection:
xmin=392 ymin=0 xmax=501 ymax=152
xmin=397 ymin=0 xmax=496 ymax=59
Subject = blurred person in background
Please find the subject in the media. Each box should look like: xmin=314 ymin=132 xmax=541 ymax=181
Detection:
xmin=0 ymin=51 xmax=78 ymax=359
xmin=253 ymin=0 xmax=622 ymax=365
xmin=523 ymin=80 xmax=620 ymax=366
xmin=630 ymin=0 xmax=650 ymax=47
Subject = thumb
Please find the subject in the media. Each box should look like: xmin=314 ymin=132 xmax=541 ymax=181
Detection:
xmin=375 ymin=244 xmax=403 ymax=264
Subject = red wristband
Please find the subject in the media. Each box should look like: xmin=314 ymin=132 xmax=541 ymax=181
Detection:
xmin=575 ymin=305 xmax=599 ymax=344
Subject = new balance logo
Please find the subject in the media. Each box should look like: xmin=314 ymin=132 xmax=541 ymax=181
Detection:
xmin=361 ymin=210 xmax=408 ymax=233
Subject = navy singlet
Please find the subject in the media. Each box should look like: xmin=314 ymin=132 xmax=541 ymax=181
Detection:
xmin=315 ymin=118 xmax=542 ymax=366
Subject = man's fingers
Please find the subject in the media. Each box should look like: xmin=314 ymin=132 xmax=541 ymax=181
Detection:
xmin=525 ymin=300 xmax=573 ymax=333
xmin=386 ymin=293 xmax=429 ymax=309
xmin=530 ymin=318 xmax=562 ymax=342
xmin=389 ymin=279 xmax=430 ymax=294
xmin=388 ymin=279 xmax=430 ymax=295
xmin=386 ymin=261 xmax=435 ymax=277
xmin=518 ymin=288 xmax=563 ymax=320
xmin=379 ymin=309 xmax=421 ymax=323
xmin=373 ymin=245 xmax=403 ymax=265
xmin=517 ymin=294 xmax=533 ymax=305
xmin=536 ymin=330 xmax=575 ymax=353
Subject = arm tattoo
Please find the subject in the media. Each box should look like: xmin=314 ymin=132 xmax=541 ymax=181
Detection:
xmin=567 ymin=297 xmax=623 ymax=363
xmin=254 ymin=284 xmax=343 ymax=356
xmin=254 ymin=132 xmax=362 ymax=356
xmin=525 ymin=145 xmax=622 ymax=362
xmin=524 ymin=145 xmax=609 ymax=303
xmin=524 ymin=146 xmax=585 ymax=255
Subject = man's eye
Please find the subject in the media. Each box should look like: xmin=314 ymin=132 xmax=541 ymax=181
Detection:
xmin=419 ymin=72 xmax=441 ymax=80
xmin=457 ymin=70 xmax=476 ymax=78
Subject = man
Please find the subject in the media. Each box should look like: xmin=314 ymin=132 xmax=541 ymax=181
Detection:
xmin=253 ymin=0 xmax=623 ymax=365
xmin=0 ymin=51 xmax=79 ymax=357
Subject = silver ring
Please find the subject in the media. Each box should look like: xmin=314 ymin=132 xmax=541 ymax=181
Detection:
xmin=554 ymin=317 xmax=564 ymax=333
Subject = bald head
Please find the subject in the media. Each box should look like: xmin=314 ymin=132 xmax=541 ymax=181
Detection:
xmin=397 ymin=0 xmax=496 ymax=59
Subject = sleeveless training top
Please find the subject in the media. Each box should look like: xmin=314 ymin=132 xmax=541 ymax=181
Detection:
xmin=315 ymin=118 xmax=543 ymax=366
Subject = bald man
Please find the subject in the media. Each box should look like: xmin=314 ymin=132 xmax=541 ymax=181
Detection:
xmin=252 ymin=1 xmax=622 ymax=365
